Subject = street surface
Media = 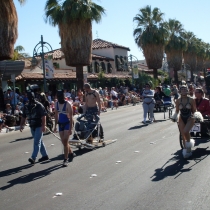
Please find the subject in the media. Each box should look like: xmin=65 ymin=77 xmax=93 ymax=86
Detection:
xmin=1 ymin=105 xmax=210 ymax=210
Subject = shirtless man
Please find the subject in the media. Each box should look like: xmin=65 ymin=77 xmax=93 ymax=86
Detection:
xmin=54 ymin=90 xmax=75 ymax=167
xmin=84 ymin=83 xmax=104 ymax=140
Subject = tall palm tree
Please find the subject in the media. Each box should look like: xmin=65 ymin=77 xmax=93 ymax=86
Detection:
xmin=204 ymin=43 xmax=210 ymax=76
xmin=165 ymin=19 xmax=186 ymax=84
xmin=196 ymin=39 xmax=206 ymax=78
xmin=0 ymin=0 xmax=26 ymax=61
xmin=182 ymin=31 xmax=197 ymax=81
xmin=133 ymin=5 xmax=168 ymax=79
xmin=45 ymin=0 xmax=105 ymax=90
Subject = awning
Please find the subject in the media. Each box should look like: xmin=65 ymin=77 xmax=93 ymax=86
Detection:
xmin=0 ymin=60 xmax=25 ymax=80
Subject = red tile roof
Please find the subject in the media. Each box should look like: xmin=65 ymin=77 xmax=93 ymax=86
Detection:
xmin=15 ymin=72 xmax=130 ymax=81
xmin=92 ymin=39 xmax=130 ymax=51
xmin=40 ymin=49 xmax=114 ymax=61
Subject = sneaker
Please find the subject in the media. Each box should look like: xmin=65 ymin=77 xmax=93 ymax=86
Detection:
xmin=68 ymin=153 xmax=76 ymax=162
xmin=182 ymin=149 xmax=192 ymax=159
xmin=142 ymin=121 xmax=147 ymax=124
xmin=63 ymin=159 xmax=69 ymax=167
xmin=38 ymin=155 xmax=49 ymax=162
xmin=28 ymin=158 xmax=35 ymax=165
xmin=100 ymin=138 xmax=104 ymax=142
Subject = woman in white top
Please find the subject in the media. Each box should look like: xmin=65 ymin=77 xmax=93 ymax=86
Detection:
xmin=142 ymin=83 xmax=155 ymax=124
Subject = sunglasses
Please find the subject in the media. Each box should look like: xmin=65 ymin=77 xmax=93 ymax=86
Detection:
xmin=195 ymin=92 xmax=201 ymax=94
xmin=145 ymin=86 xmax=150 ymax=88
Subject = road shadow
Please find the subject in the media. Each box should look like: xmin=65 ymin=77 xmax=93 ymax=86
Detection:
xmin=128 ymin=124 xmax=149 ymax=130
xmin=0 ymin=163 xmax=63 ymax=191
xmin=151 ymin=147 xmax=210 ymax=182
xmin=10 ymin=136 xmax=33 ymax=143
xmin=0 ymin=164 xmax=32 ymax=178
xmin=153 ymin=119 xmax=168 ymax=123
xmin=194 ymin=138 xmax=210 ymax=147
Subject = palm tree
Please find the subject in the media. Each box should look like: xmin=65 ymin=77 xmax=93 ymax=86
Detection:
xmin=133 ymin=5 xmax=168 ymax=79
xmin=182 ymin=31 xmax=197 ymax=81
xmin=196 ymin=39 xmax=206 ymax=78
xmin=204 ymin=43 xmax=210 ymax=76
xmin=12 ymin=45 xmax=30 ymax=60
xmin=165 ymin=19 xmax=186 ymax=84
xmin=45 ymin=0 xmax=105 ymax=90
xmin=0 ymin=0 xmax=26 ymax=61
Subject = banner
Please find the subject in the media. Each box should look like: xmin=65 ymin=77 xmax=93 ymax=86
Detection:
xmin=83 ymin=66 xmax=88 ymax=84
xmin=133 ymin=65 xmax=139 ymax=79
xmin=45 ymin=59 xmax=54 ymax=79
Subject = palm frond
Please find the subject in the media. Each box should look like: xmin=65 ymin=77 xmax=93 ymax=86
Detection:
xmin=45 ymin=0 xmax=105 ymax=26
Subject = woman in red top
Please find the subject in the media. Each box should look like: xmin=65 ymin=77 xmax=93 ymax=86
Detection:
xmin=194 ymin=88 xmax=210 ymax=117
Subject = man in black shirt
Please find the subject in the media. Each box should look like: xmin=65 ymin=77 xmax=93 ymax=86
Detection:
xmin=20 ymin=91 xmax=49 ymax=165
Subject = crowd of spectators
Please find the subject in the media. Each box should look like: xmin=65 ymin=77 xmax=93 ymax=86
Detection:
xmin=1 ymin=80 xmax=207 ymax=132
xmin=0 ymin=85 xmax=141 ymax=132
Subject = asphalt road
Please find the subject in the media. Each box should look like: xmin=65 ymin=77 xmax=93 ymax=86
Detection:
xmin=1 ymin=105 xmax=210 ymax=210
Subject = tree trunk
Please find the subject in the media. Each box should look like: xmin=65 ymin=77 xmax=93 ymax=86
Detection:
xmin=59 ymin=19 xmax=92 ymax=67
xmin=174 ymin=70 xmax=179 ymax=84
xmin=0 ymin=0 xmax=18 ymax=61
xmin=76 ymin=66 xmax=84 ymax=91
xmin=153 ymin=68 xmax=158 ymax=79
xmin=190 ymin=70 xmax=194 ymax=82
xmin=143 ymin=44 xmax=163 ymax=70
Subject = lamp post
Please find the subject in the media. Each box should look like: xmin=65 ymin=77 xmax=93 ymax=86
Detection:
xmin=184 ymin=63 xmax=191 ymax=82
xmin=162 ymin=62 xmax=169 ymax=84
xmin=127 ymin=54 xmax=138 ymax=86
xmin=32 ymin=35 xmax=53 ymax=92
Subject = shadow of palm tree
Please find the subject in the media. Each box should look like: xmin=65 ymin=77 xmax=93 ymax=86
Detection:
xmin=151 ymin=148 xmax=210 ymax=182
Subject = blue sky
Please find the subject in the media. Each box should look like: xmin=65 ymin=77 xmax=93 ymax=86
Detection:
xmin=14 ymin=0 xmax=210 ymax=60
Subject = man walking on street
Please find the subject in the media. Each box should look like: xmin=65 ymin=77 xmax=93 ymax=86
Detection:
xmin=20 ymin=90 xmax=49 ymax=165
xmin=84 ymin=83 xmax=104 ymax=140
xmin=54 ymin=90 xmax=75 ymax=167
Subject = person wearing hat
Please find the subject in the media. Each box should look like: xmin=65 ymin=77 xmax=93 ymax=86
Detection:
xmin=142 ymin=83 xmax=155 ymax=124
xmin=20 ymin=90 xmax=49 ymax=165
xmin=171 ymin=85 xmax=198 ymax=158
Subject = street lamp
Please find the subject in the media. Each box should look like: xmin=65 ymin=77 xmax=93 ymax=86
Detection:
xmin=184 ymin=63 xmax=191 ymax=82
xmin=32 ymin=35 xmax=53 ymax=92
xmin=162 ymin=62 xmax=170 ymax=84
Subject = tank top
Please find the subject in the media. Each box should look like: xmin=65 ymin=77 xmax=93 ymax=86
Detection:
xmin=56 ymin=102 xmax=69 ymax=123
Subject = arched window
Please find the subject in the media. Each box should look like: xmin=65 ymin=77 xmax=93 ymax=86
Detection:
xmin=115 ymin=55 xmax=122 ymax=71
xmin=94 ymin=61 xmax=100 ymax=73
xmin=107 ymin=63 xmax=112 ymax=73
xmin=87 ymin=63 xmax=93 ymax=73
xmin=101 ymin=62 xmax=106 ymax=72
